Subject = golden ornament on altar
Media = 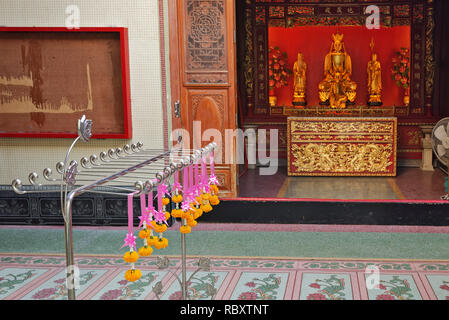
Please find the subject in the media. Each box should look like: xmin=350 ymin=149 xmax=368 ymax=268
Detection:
xmin=318 ymin=33 xmax=357 ymax=109
xmin=292 ymin=53 xmax=307 ymax=107
xmin=269 ymin=95 xmax=277 ymax=107
xmin=367 ymin=39 xmax=382 ymax=106
xmin=291 ymin=143 xmax=393 ymax=174
xmin=287 ymin=117 xmax=397 ymax=177
xmin=403 ymin=87 xmax=410 ymax=106
xmin=367 ymin=53 xmax=382 ymax=105
xmin=403 ymin=93 xmax=409 ymax=106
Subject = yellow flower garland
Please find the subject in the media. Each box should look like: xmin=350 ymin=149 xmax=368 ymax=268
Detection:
xmin=122 ymin=173 xmax=220 ymax=282
xmin=180 ymin=225 xmax=191 ymax=234
xmin=147 ymin=235 xmax=157 ymax=246
xmin=124 ymin=269 xmax=142 ymax=282
xmin=138 ymin=245 xmax=153 ymax=257
xmin=123 ymin=250 xmax=139 ymax=263
xmin=138 ymin=228 xmax=150 ymax=239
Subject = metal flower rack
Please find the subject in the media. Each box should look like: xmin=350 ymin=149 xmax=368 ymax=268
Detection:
xmin=11 ymin=115 xmax=218 ymax=300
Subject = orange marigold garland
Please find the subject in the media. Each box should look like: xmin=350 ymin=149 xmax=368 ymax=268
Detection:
xmin=187 ymin=162 xmax=199 ymax=229
xmin=208 ymin=148 xmax=220 ymax=206
xmin=192 ymin=162 xmax=203 ymax=220
xmin=145 ymin=185 xmax=158 ymax=252
xmin=199 ymin=154 xmax=213 ymax=213
xmin=152 ymin=182 xmax=169 ymax=250
xmin=137 ymin=193 xmax=153 ymax=257
xmin=119 ymin=143 xmax=220 ymax=282
xmin=178 ymin=147 xmax=219 ymax=235
xmin=180 ymin=165 xmax=193 ymax=234
xmin=171 ymin=170 xmax=183 ymax=218
xmin=121 ymin=191 xmax=141 ymax=282
xmin=180 ymin=225 xmax=191 ymax=234
xmin=162 ymin=195 xmax=170 ymax=221
xmin=124 ymin=268 xmax=142 ymax=282
xmin=179 ymin=162 xmax=202 ymax=233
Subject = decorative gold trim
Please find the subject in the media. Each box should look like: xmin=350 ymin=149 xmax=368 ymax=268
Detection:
xmin=244 ymin=122 xmax=286 ymax=126
xmin=244 ymin=121 xmax=438 ymax=127
xmin=398 ymin=121 xmax=438 ymax=126
xmin=287 ymin=117 xmax=397 ymax=122
xmin=424 ymin=2 xmax=436 ymax=97
xmin=287 ymin=171 xmax=398 ymax=177
xmin=244 ymin=7 xmax=254 ymax=97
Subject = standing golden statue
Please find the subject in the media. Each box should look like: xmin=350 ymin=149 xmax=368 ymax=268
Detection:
xmin=318 ymin=33 xmax=357 ymax=108
xmin=292 ymin=53 xmax=307 ymax=106
xmin=367 ymin=39 xmax=382 ymax=106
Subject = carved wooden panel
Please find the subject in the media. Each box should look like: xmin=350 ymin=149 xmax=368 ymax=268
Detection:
xmin=183 ymin=0 xmax=229 ymax=84
xmin=0 ymin=190 xmax=158 ymax=226
xmin=254 ymin=25 xmax=268 ymax=114
xmin=287 ymin=117 xmax=398 ymax=176
xmin=188 ymin=89 xmax=227 ymax=163
xmin=40 ymin=198 xmax=94 ymax=217
xmin=0 ymin=198 xmax=29 ymax=216
xmin=213 ymin=167 xmax=233 ymax=197
xmin=171 ymin=0 xmax=238 ymax=197
xmin=398 ymin=125 xmax=423 ymax=149
xmin=411 ymin=23 xmax=425 ymax=111
xmin=193 ymin=96 xmax=224 ymax=125
xmin=424 ymin=3 xmax=436 ymax=112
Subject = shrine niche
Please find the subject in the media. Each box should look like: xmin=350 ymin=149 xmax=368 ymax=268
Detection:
xmin=236 ymin=0 xmax=442 ymax=163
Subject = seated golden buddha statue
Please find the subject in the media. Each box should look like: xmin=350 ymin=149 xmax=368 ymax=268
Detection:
xmin=318 ymin=33 xmax=357 ymax=108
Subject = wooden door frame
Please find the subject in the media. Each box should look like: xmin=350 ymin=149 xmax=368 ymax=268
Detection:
xmin=167 ymin=0 xmax=238 ymax=197
xmin=167 ymin=0 xmax=182 ymax=137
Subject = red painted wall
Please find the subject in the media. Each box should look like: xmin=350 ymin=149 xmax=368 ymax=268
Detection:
xmin=268 ymin=25 xmax=410 ymax=107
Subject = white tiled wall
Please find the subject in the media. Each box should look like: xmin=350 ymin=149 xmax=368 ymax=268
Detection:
xmin=0 ymin=0 xmax=166 ymax=185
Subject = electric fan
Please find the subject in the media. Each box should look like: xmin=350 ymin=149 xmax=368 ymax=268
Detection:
xmin=431 ymin=117 xmax=449 ymax=200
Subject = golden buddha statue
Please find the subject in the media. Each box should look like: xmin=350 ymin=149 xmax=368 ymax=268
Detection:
xmin=367 ymin=39 xmax=382 ymax=106
xmin=292 ymin=53 xmax=307 ymax=106
xmin=318 ymin=33 xmax=357 ymax=108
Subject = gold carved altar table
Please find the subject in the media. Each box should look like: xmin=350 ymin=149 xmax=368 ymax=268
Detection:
xmin=287 ymin=117 xmax=397 ymax=176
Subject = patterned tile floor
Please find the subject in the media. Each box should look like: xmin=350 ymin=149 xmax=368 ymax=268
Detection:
xmin=1 ymin=254 xmax=449 ymax=300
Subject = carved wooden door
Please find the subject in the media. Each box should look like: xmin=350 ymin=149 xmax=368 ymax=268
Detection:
xmin=168 ymin=0 xmax=238 ymax=197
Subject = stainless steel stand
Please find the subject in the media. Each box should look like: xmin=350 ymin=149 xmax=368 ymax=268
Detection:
xmin=11 ymin=115 xmax=216 ymax=300
xmin=181 ymin=232 xmax=188 ymax=299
